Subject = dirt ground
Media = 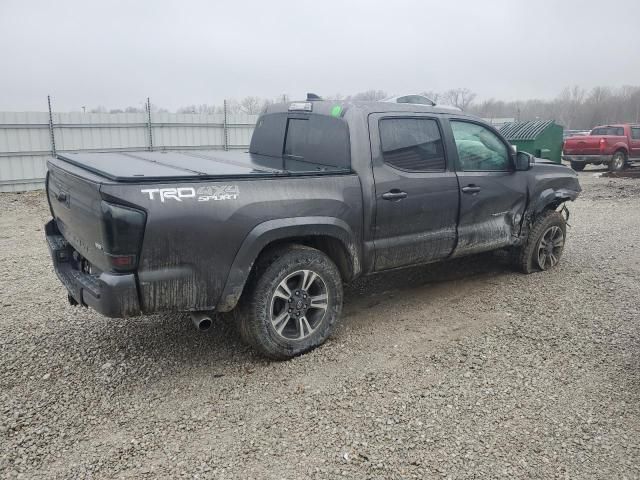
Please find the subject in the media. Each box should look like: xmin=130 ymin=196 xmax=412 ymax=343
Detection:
xmin=1 ymin=171 xmax=639 ymax=479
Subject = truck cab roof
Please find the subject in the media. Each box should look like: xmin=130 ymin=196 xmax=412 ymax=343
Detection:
xmin=263 ymin=99 xmax=474 ymax=118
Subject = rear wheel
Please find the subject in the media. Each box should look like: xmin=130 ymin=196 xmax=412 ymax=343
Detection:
xmin=608 ymin=151 xmax=626 ymax=172
xmin=570 ymin=161 xmax=586 ymax=171
xmin=235 ymin=245 xmax=343 ymax=359
xmin=515 ymin=210 xmax=566 ymax=274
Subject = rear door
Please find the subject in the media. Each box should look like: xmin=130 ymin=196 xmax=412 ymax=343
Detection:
xmin=445 ymin=118 xmax=528 ymax=256
xmin=369 ymin=113 xmax=459 ymax=270
xmin=630 ymin=126 xmax=640 ymax=159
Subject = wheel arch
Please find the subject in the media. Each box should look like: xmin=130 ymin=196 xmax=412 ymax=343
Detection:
xmin=216 ymin=217 xmax=361 ymax=312
xmin=532 ymin=187 xmax=577 ymax=216
xmin=612 ymin=146 xmax=628 ymax=158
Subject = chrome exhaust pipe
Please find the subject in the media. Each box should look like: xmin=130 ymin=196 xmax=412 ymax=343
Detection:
xmin=191 ymin=311 xmax=213 ymax=331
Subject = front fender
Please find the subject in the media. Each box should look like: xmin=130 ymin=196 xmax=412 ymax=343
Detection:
xmin=528 ymin=162 xmax=581 ymax=216
xmin=533 ymin=187 xmax=580 ymax=215
xmin=216 ymin=216 xmax=360 ymax=312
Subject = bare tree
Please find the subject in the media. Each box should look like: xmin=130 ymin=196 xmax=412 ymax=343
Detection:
xmin=555 ymin=85 xmax=585 ymax=128
xmin=177 ymin=105 xmax=197 ymax=114
xmin=467 ymin=84 xmax=640 ymax=129
xmin=349 ymin=90 xmax=387 ymax=101
xmin=583 ymin=86 xmax=613 ymax=127
xmin=240 ymin=96 xmax=262 ymax=115
xmin=441 ymin=88 xmax=476 ymax=110
xmin=209 ymin=100 xmax=241 ymax=114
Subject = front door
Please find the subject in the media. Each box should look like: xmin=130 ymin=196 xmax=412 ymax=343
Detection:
xmin=369 ymin=114 xmax=460 ymax=271
xmin=446 ymin=119 xmax=528 ymax=257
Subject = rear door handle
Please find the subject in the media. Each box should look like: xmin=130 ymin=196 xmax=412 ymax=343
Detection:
xmin=382 ymin=190 xmax=408 ymax=201
xmin=56 ymin=191 xmax=68 ymax=202
xmin=461 ymin=185 xmax=481 ymax=194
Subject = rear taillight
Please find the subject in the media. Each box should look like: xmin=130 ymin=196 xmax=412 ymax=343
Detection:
xmin=100 ymin=201 xmax=146 ymax=272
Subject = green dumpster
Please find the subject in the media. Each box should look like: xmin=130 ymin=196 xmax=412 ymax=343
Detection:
xmin=499 ymin=120 xmax=564 ymax=163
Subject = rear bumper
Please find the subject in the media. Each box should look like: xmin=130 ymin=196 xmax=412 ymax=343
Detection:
xmin=45 ymin=220 xmax=141 ymax=318
xmin=562 ymin=154 xmax=609 ymax=163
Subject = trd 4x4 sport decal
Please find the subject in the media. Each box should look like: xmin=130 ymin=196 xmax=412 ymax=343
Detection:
xmin=141 ymin=185 xmax=239 ymax=202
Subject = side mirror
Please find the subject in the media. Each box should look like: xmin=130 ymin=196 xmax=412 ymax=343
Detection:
xmin=514 ymin=151 xmax=534 ymax=171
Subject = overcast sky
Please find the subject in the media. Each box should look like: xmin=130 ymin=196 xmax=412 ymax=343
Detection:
xmin=1 ymin=0 xmax=639 ymax=111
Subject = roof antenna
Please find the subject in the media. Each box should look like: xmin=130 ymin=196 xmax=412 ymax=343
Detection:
xmin=306 ymin=93 xmax=323 ymax=101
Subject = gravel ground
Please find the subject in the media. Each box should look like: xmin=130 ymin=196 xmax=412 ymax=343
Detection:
xmin=1 ymin=172 xmax=639 ymax=479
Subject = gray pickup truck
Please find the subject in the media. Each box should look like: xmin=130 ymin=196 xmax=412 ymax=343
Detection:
xmin=45 ymin=98 xmax=581 ymax=358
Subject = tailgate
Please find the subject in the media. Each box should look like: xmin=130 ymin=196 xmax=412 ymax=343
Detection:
xmin=563 ymin=136 xmax=601 ymax=155
xmin=47 ymin=163 xmax=110 ymax=271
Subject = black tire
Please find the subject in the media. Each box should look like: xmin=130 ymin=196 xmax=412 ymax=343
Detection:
xmin=515 ymin=210 xmax=567 ymax=274
xmin=608 ymin=151 xmax=627 ymax=172
xmin=235 ymin=245 xmax=343 ymax=359
xmin=570 ymin=161 xmax=586 ymax=171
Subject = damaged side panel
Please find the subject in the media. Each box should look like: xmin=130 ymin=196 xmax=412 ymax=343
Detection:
xmin=452 ymin=172 xmax=528 ymax=257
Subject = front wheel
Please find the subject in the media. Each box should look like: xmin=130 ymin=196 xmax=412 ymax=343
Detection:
xmin=235 ymin=245 xmax=343 ymax=359
xmin=515 ymin=210 xmax=567 ymax=274
xmin=608 ymin=151 xmax=626 ymax=172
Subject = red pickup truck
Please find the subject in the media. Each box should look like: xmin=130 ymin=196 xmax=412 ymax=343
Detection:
xmin=563 ymin=124 xmax=640 ymax=171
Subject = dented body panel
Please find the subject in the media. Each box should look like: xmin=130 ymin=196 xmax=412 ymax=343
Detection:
xmin=45 ymin=100 xmax=581 ymax=318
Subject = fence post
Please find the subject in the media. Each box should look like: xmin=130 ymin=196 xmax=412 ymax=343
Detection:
xmin=223 ymin=100 xmax=229 ymax=151
xmin=146 ymin=97 xmax=153 ymax=151
xmin=47 ymin=95 xmax=57 ymax=156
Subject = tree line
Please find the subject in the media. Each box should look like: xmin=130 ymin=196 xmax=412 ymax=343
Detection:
xmin=87 ymin=85 xmax=640 ymax=129
xmin=469 ymin=85 xmax=640 ymax=129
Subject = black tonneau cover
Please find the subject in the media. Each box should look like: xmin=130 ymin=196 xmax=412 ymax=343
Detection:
xmin=55 ymin=150 xmax=350 ymax=182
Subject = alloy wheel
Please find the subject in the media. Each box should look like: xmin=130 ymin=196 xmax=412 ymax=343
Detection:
xmin=270 ymin=269 xmax=329 ymax=340
xmin=536 ymin=225 xmax=564 ymax=270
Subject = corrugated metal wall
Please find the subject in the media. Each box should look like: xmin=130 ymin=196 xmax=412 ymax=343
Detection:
xmin=0 ymin=112 xmax=258 ymax=192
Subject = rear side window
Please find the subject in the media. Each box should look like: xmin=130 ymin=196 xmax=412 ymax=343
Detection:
xmin=250 ymin=113 xmax=350 ymax=169
xmin=250 ymin=113 xmax=288 ymax=157
xmin=591 ymin=126 xmax=624 ymax=136
xmin=283 ymin=116 xmax=350 ymax=168
xmin=379 ymin=118 xmax=445 ymax=171
xmin=631 ymin=127 xmax=640 ymax=140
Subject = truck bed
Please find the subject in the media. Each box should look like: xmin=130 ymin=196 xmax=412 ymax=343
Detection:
xmin=46 ymin=148 xmax=362 ymax=317
xmin=55 ymin=150 xmax=350 ymax=182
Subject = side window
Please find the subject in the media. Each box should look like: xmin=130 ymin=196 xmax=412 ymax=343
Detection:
xmin=631 ymin=127 xmax=640 ymax=140
xmin=450 ymin=121 xmax=509 ymax=171
xmin=592 ymin=126 xmax=625 ymax=136
xmin=379 ymin=118 xmax=445 ymax=171
xmin=283 ymin=116 xmax=350 ymax=168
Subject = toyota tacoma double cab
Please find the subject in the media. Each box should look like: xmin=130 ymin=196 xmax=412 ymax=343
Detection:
xmin=45 ymin=97 xmax=581 ymax=359
xmin=563 ymin=124 xmax=640 ymax=171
